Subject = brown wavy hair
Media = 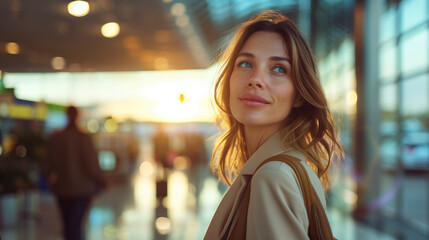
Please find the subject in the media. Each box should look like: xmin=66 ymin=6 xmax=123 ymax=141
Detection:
xmin=211 ymin=10 xmax=344 ymax=190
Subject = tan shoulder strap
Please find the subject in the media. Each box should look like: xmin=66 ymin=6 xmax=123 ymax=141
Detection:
xmin=256 ymin=154 xmax=313 ymax=213
xmin=257 ymin=154 xmax=335 ymax=240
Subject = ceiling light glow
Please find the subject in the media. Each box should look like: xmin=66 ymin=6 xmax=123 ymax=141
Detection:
xmin=101 ymin=22 xmax=120 ymax=38
xmin=154 ymin=57 xmax=169 ymax=70
xmin=5 ymin=42 xmax=20 ymax=54
xmin=51 ymin=57 xmax=66 ymax=70
xmin=68 ymin=0 xmax=90 ymax=17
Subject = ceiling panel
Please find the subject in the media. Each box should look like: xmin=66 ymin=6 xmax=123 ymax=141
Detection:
xmin=0 ymin=0 xmax=300 ymax=73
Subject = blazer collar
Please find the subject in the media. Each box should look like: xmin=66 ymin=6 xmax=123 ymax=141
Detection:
xmin=239 ymin=130 xmax=306 ymax=176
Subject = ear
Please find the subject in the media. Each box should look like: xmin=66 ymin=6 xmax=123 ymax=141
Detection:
xmin=293 ymin=95 xmax=304 ymax=108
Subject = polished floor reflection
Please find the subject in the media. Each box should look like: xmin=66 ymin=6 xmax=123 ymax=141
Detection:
xmin=0 ymin=161 xmax=398 ymax=240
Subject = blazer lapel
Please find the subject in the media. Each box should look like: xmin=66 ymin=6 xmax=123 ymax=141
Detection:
xmin=204 ymin=175 xmax=250 ymax=240
xmin=240 ymin=131 xmax=306 ymax=176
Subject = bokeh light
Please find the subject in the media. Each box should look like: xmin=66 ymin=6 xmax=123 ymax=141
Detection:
xmin=101 ymin=22 xmax=120 ymax=38
xmin=68 ymin=0 xmax=90 ymax=17
xmin=173 ymin=156 xmax=190 ymax=170
xmin=5 ymin=42 xmax=20 ymax=54
xmin=87 ymin=119 xmax=100 ymax=133
xmin=139 ymin=161 xmax=154 ymax=177
xmin=155 ymin=217 xmax=172 ymax=235
xmin=104 ymin=118 xmax=118 ymax=132
xmin=51 ymin=57 xmax=66 ymax=70
xmin=346 ymin=90 xmax=358 ymax=105
xmin=170 ymin=3 xmax=186 ymax=16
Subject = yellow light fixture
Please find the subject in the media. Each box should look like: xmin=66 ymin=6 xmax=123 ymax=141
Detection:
xmin=68 ymin=0 xmax=90 ymax=17
xmin=5 ymin=42 xmax=20 ymax=54
xmin=101 ymin=22 xmax=120 ymax=38
xmin=178 ymin=93 xmax=185 ymax=103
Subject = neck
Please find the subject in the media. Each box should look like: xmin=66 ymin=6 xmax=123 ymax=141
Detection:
xmin=66 ymin=122 xmax=78 ymax=129
xmin=244 ymin=125 xmax=280 ymax=156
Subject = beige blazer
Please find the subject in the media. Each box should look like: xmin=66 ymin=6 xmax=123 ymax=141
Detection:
xmin=204 ymin=131 xmax=327 ymax=240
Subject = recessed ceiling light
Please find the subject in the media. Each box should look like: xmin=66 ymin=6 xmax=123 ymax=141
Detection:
xmin=5 ymin=42 xmax=20 ymax=54
xmin=68 ymin=1 xmax=90 ymax=17
xmin=101 ymin=22 xmax=120 ymax=38
xmin=51 ymin=56 xmax=66 ymax=70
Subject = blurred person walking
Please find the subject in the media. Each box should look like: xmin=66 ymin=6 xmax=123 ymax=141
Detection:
xmin=43 ymin=106 xmax=107 ymax=240
xmin=183 ymin=132 xmax=208 ymax=209
xmin=152 ymin=123 xmax=171 ymax=202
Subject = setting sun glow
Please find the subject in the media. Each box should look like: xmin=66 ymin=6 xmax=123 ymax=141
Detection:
xmin=3 ymin=66 xmax=217 ymax=123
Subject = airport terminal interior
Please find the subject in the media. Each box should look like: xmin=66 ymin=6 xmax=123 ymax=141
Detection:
xmin=0 ymin=0 xmax=428 ymax=239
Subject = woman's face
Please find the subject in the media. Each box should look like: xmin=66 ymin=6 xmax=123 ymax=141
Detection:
xmin=229 ymin=31 xmax=300 ymax=131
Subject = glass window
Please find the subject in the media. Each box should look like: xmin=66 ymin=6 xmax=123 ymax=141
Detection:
xmin=402 ymin=175 xmax=429 ymax=233
xmin=379 ymin=41 xmax=397 ymax=82
xmin=400 ymin=27 xmax=429 ymax=75
xmin=381 ymin=137 xmax=399 ymax=168
xmin=379 ymin=6 xmax=396 ymax=43
xmin=400 ymin=74 xmax=429 ymax=122
xmin=399 ymin=75 xmax=429 ymax=235
xmin=379 ymin=171 xmax=400 ymax=216
xmin=400 ymin=0 xmax=428 ymax=33
xmin=380 ymin=83 xmax=398 ymax=168
xmin=400 ymin=74 xmax=429 ymax=173
xmin=380 ymin=83 xmax=398 ymax=125
xmin=379 ymin=82 xmax=399 ymax=222
xmin=340 ymin=38 xmax=355 ymax=70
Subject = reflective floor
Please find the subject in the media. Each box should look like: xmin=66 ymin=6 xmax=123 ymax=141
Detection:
xmin=0 ymin=162 xmax=398 ymax=240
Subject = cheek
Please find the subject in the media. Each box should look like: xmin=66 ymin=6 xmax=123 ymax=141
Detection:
xmin=229 ymin=75 xmax=240 ymax=99
xmin=229 ymin=76 xmax=242 ymax=118
xmin=275 ymin=85 xmax=296 ymax=109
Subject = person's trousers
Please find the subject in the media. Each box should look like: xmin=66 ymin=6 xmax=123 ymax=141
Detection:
xmin=56 ymin=196 xmax=91 ymax=240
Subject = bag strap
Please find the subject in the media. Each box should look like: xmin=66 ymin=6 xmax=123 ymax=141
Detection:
xmin=256 ymin=154 xmax=335 ymax=240
xmin=223 ymin=175 xmax=252 ymax=240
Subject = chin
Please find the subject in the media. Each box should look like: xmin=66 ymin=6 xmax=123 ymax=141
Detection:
xmin=235 ymin=116 xmax=266 ymax=126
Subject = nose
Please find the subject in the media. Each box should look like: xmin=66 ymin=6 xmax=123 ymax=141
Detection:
xmin=247 ymin=69 xmax=265 ymax=89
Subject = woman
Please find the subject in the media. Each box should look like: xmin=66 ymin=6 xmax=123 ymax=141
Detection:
xmin=204 ymin=10 xmax=344 ymax=240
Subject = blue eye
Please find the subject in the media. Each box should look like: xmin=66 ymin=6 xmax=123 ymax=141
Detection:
xmin=238 ymin=62 xmax=252 ymax=68
xmin=273 ymin=66 xmax=286 ymax=73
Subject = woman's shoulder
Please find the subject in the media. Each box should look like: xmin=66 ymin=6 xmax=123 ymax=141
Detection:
xmin=252 ymin=161 xmax=301 ymax=192
xmin=252 ymin=159 xmax=327 ymax=207
xmin=254 ymin=160 xmax=297 ymax=178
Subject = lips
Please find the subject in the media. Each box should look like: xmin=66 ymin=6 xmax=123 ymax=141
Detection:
xmin=239 ymin=93 xmax=270 ymax=106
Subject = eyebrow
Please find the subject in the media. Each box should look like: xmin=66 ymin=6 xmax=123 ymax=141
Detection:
xmin=237 ymin=52 xmax=291 ymax=63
